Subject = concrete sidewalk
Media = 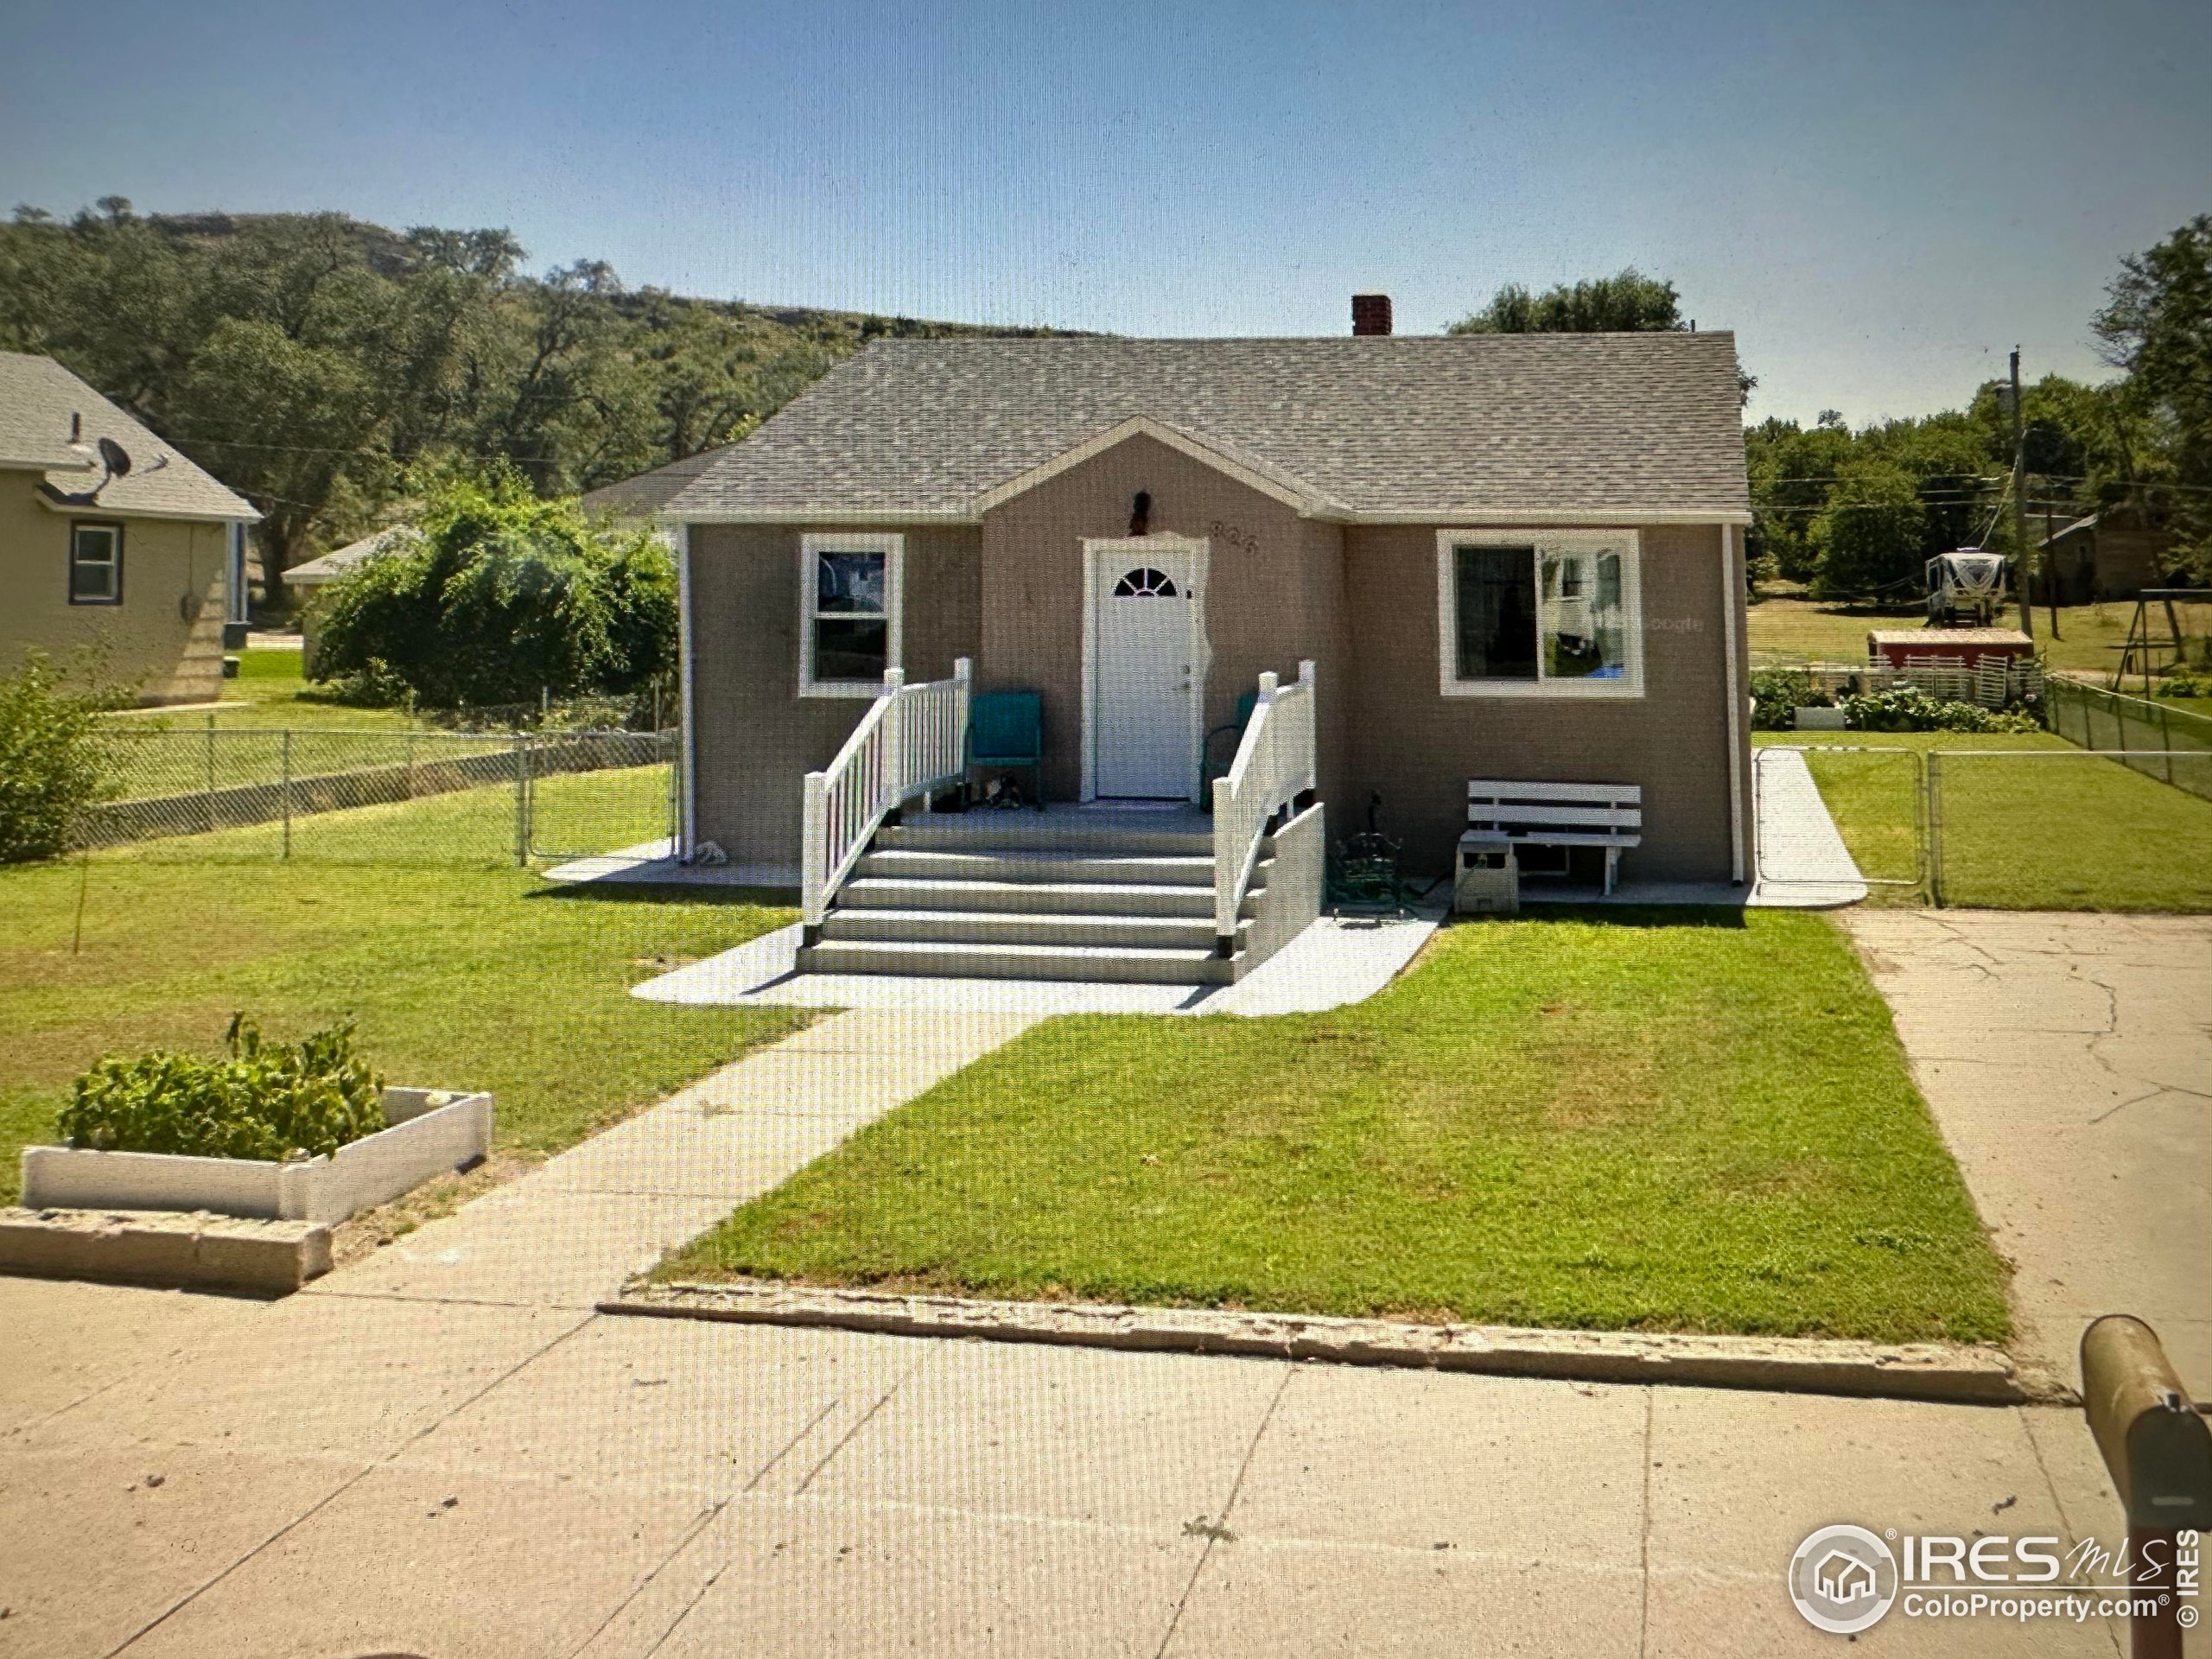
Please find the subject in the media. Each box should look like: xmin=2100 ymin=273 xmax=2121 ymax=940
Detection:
xmin=0 ymin=1271 xmax=2162 ymax=1657
xmin=1750 ymin=746 xmax=1870 ymax=906
xmin=1845 ymin=909 xmax=2212 ymax=1397
xmin=304 ymin=1009 xmax=1039 ymax=1310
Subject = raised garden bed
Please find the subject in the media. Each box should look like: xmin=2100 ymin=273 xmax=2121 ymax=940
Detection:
xmin=19 ymin=1088 xmax=493 ymax=1225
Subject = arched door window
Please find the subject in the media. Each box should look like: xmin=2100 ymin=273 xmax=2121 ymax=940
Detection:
xmin=1112 ymin=566 xmax=1179 ymax=598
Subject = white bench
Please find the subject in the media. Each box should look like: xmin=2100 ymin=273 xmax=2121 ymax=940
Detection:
xmin=1462 ymin=780 xmax=1643 ymax=897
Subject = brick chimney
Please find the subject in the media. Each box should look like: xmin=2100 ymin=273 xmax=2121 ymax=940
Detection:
xmin=1351 ymin=294 xmax=1393 ymax=337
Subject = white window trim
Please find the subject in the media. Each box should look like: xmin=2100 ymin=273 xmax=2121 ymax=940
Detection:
xmin=798 ymin=531 xmax=904 ymax=699
xmin=69 ymin=521 xmax=123 ymax=606
xmin=1433 ymin=529 xmax=1644 ymax=699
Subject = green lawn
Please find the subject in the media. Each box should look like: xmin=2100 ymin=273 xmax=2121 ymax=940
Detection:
xmin=1748 ymin=594 xmax=2212 ymax=679
xmin=1 ymin=780 xmax=803 ymax=1203
xmin=108 ymin=646 xmax=432 ymax=734
xmin=1758 ymin=730 xmax=2212 ymax=910
xmin=665 ymin=912 xmax=2010 ymax=1344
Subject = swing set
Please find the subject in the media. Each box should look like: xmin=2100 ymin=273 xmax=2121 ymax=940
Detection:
xmin=2109 ymin=588 xmax=2212 ymax=695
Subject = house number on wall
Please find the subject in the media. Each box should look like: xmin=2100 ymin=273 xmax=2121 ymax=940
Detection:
xmin=1208 ymin=520 xmax=1260 ymax=555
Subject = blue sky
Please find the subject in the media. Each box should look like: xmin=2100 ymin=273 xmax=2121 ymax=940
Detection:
xmin=3 ymin=0 xmax=2206 ymax=426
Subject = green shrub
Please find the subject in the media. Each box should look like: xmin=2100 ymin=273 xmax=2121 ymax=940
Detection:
xmin=2157 ymin=669 xmax=2212 ymax=699
xmin=313 ymin=463 xmax=676 ymax=709
xmin=58 ymin=1015 xmax=386 ymax=1161
xmin=0 ymin=651 xmax=121 ymax=862
xmin=1751 ymin=667 xmax=1829 ymax=730
xmin=1840 ymin=686 xmax=2043 ymax=734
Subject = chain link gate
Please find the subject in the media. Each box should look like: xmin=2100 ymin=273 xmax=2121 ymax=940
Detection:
xmin=521 ymin=728 xmax=682 ymax=863
xmin=1762 ymin=745 xmax=1929 ymax=901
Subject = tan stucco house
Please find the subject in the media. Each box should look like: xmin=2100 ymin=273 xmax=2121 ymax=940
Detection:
xmin=653 ymin=305 xmax=1754 ymax=984
xmin=1 ymin=353 xmax=257 ymax=704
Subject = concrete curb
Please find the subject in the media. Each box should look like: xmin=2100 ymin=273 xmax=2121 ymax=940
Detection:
xmin=605 ymin=1281 xmax=2060 ymax=1406
xmin=0 ymin=1206 xmax=332 ymax=1295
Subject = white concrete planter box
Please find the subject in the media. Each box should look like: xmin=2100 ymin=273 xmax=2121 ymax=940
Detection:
xmin=1794 ymin=706 xmax=1849 ymax=731
xmin=20 ymin=1088 xmax=493 ymax=1226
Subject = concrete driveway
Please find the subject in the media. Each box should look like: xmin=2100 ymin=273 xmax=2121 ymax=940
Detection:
xmin=1843 ymin=911 xmax=2212 ymax=1397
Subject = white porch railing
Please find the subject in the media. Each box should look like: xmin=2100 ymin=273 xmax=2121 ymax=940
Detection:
xmin=801 ymin=658 xmax=972 ymax=930
xmin=1211 ymin=660 xmax=1317 ymax=951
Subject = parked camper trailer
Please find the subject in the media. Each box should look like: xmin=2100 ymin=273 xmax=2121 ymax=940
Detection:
xmin=1927 ymin=548 xmax=2008 ymax=626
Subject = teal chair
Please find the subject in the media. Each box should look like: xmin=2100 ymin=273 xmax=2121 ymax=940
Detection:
xmin=1200 ymin=690 xmax=1261 ymax=807
xmin=968 ymin=690 xmax=1045 ymax=810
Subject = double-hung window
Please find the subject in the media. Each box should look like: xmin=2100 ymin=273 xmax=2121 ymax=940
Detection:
xmin=1435 ymin=530 xmax=1642 ymax=697
xmin=69 ymin=521 xmax=123 ymax=605
xmin=798 ymin=532 xmax=903 ymax=696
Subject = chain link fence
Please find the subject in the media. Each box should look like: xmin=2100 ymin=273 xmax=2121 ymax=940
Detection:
xmin=2046 ymin=678 xmax=2212 ymax=803
xmin=1923 ymin=748 xmax=2212 ymax=911
xmin=1786 ymin=741 xmax=2212 ymax=910
xmin=76 ymin=727 xmax=678 ymax=868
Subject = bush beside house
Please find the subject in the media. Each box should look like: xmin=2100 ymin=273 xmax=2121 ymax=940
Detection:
xmin=1750 ymin=667 xmax=1829 ymax=730
xmin=0 ymin=652 xmax=121 ymax=862
xmin=311 ymin=466 xmax=676 ymax=711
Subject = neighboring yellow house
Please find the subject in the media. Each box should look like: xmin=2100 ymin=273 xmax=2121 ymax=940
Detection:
xmin=1 ymin=353 xmax=258 ymax=705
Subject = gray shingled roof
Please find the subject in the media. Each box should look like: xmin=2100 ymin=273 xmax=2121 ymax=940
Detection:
xmin=662 ymin=333 xmax=1749 ymax=522
xmin=0 ymin=353 xmax=258 ymax=521
xmin=582 ymin=447 xmax=732 ymax=523
xmin=283 ymin=526 xmax=421 ymax=586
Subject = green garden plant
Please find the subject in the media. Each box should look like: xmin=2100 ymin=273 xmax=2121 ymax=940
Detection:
xmin=2157 ymin=668 xmax=2212 ymax=699
xmin=58 ymin=1014 xmax=385 ymax=1161
xmin=1840 ymin=685 xmax=2043 ymax=734
xmin=1751 ymin=667 xmax=1828 ymax=730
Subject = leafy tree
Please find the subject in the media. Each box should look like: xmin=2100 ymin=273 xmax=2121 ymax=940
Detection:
xmin=311 ymin=464 xmax=673 ymax=708
xmin=1860 ymin=414 xmax=1995 ymax=562
xmin=2095 ymin=215 xmax=2212 ymax=569
xmin=1745 ymin=418 xmax=1854 ymax=582
xmin=0 ymin=204 xmax=1079 ymax=614
xmin=1447 ymin=268 xmax=1683 ymax=334
xmin=1449 ymin=267 xmax=1758 ymax=404
xmin=1810 ymin=458 xmax=1925 ymax=598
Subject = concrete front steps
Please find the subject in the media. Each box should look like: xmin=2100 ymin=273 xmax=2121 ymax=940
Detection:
xmin=795 ymin=809 xmax=1315 ymax=986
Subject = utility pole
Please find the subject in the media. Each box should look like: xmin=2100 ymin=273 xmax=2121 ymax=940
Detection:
xmin=2044 ymin=500 xmax=2060 ymax=639
xmin=2010 ymin=347 xmax=2033 ymax=640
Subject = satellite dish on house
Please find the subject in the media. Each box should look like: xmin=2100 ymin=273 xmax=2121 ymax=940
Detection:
xmin=97 ymin=435 xmax=133 ymax=478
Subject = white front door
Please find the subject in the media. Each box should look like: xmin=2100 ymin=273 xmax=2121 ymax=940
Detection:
xmin=1091 ymin=543 xmax=1203 ymax=799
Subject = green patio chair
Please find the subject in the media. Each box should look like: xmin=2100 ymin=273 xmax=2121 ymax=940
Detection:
xmin=968 ymin=689 xmax=1046 ymax=810
xmin=1199 ymin=689 xmax=1261 ymax=808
